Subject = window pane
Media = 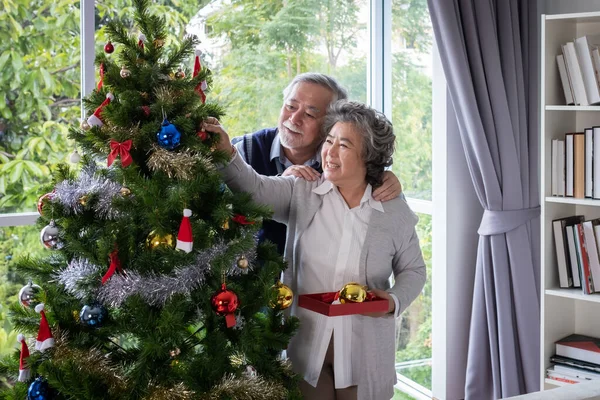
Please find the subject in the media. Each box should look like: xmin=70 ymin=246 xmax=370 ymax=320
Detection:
xmin=395 ymin=212 xmax=432 ymax=396
xmin=391 ymin=0 xmax=432 ymax=201
xmin=0 ymin=0 xmax=81 ymax=213
xmin=189 ymin=0 xmax=368 ymax=137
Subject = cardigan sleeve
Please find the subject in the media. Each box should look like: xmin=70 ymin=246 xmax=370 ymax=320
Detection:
xmin=388 ymin=219 xmax=427 ymax=315
xmin=220 ymin=150 xmax=295 ymax=224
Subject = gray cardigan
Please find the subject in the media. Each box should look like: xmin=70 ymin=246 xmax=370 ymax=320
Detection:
xmin=221 ymin=153 xmax=426 ymax=400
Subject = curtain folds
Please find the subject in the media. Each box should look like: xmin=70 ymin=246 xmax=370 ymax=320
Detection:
xmin=427 ymin=0 xmax=540 ymax=398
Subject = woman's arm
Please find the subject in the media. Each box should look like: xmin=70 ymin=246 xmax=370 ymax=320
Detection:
xmin=205 ymin=117 xmax=294 ymax=224
xmin=388 ymin=228 xmax=427 ymax=316
xmin=221 ymin=151 xmax=294 ymax=224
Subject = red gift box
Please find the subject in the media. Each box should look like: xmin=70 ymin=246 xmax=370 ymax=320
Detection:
xmin=298 ymin=292 xmax=389 ymax=316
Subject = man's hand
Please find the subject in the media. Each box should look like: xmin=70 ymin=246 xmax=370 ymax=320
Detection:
xmin=202 ymin=117 xmax=234 ymax=156
xmin=282 ymin=165 xmax=321 ymax=181
xmin=362 ymin=288 xmax=395 ymax=318
xmin=372 ymin=171 xmax=402 ymax=202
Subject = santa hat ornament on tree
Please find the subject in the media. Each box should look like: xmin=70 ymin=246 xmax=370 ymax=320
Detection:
xmin=87 ymin=92 xmax=114 ymax=128
xmin=193 ymin=50 xmax=207 ymax=103
xmin=176 ymin=209 xmax=193 ymax=253
xmin=34 ymin=303 xmax=54 ymax=351
xmin=17 ymin=334 xmax=30 ymax=382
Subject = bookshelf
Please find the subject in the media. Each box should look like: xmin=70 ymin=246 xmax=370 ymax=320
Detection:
xmin=541 ymin=12 xmax=600 ymax=390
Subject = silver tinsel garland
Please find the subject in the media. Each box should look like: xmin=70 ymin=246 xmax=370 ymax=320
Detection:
xmin=55 ymin=240 xmax=258 ymax=307
xmin=53 ymin=164 xmax=127 ymax=219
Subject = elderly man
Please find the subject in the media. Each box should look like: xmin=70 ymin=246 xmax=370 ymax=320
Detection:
xmin=218 ymin=73 xmax=402 ymax=254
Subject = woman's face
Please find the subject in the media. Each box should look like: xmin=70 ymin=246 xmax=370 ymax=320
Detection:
xmin=321 ymin=122 xmax=367 ymax=189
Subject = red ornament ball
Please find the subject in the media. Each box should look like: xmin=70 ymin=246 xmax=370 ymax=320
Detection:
xmin=104 ymin=41 xmax=114 ymax=54
xmin=211 ymin=283 xmax=239 ymax=315
xmin=37 ymin=192 xmax=54 ymax=215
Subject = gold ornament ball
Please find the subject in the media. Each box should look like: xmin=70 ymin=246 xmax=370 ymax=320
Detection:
xmin=153 ymin=39 xmax=165 ymax=48
xmin=222 ymin=220 xmax=230 ymax=230
xmin=120 ymin=66 xmax=131 ymax=78
xmin=78 ymin=195 xmax=89 ymax=206
xmin=80 ymin=120 xmax=90 ymax=131
xmin=237 ymin=255 xmax=249 ymax=270
xmin=119 ymin=187 xmax=131 ymax=196
xmin=146 ymin=231 xmax=174 ymax=250
xmin=270 ymin=281 xmax=294 ymax=310
xmin=338 ymin=282 xmax=367 ymax=303
xmin=175 ymin=68 xmax=185 ymax=79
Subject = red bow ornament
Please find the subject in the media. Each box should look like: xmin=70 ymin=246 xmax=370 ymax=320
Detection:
xmin=232 ymin=214 xmax=255 ymax=225
xmin=102 ymin=247 xmax=125 ymax=284
xmin=107 ymin=139 xmax=133 ymax=167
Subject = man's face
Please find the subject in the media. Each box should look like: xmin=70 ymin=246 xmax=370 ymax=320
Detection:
xmin=278 ymin=82 xmax=334 ymax=153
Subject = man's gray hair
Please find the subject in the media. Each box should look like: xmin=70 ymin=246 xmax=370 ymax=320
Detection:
xmin=322 ymin=100 xmax=395 ymax=188
xmin=282 ymin=72 xmax=348 ymax=103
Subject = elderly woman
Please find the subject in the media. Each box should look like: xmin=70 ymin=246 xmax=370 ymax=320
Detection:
xmin=206 ymin=100 xmax=426 ymax=400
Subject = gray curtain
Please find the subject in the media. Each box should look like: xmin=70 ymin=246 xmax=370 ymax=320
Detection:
xmin=427 ymin=0 xmax=540 ymax=398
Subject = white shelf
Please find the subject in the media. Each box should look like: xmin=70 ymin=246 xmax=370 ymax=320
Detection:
xmin=546 ymin=105 xmax=600 ymax=111
xmin=545 ymin=288 xmax=600 ymax=303
xmin=545 ymin=196 xmax=600 ymax=206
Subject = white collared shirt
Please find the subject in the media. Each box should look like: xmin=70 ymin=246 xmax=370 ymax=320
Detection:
xmin=290 ymin=180 xmax=384 ymax=388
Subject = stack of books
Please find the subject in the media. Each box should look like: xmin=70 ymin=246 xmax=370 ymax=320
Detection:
xmin=551 ymin=128 xmax=600 ymax=199
xmin=556 ymin=35 xmax=600 ymax=106
xmin=548 ymin=334 xmax=600 ymax=385
xmin=552 ymin=215 xmax=600 ymax=293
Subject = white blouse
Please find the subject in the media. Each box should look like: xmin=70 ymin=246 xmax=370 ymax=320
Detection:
xmin=289 ymin=180 xmax=384 ymax=388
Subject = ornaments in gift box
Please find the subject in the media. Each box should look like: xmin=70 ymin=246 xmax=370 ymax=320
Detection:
xmin=270 ymin=281 xmax=293 ymax=310
xmin=156 ymin=118 xmax=181 ymax=150
xmin=338 ymin=282 xmax=367 ymax=303
xmin=27 ymin=377 xmax=52 ymax=400
xmin=80 ymin=303 xmax=108 ymax=327
xmin=146 ymin=230 xmax=174 ymax=250
xmin=40 ymin=220 xmax=62 ymax=250
xmin=19 ymin=282 xmax=43 ymax=309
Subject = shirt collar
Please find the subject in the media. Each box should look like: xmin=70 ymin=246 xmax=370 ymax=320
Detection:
xmin=271 ymin=133 xmax=322 ymax=169
xmin=312 ymin=181 xmax=385 ymax=213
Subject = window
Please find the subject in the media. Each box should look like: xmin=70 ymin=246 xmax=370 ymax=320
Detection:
xmin=0 ymin=1 xmax=438 ymax=398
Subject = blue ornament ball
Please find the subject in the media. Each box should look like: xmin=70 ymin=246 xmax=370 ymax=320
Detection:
xmin=28 ymin=377 xmax=51 ymax=400
xmin=156 ymin=118 xmax=181 ymax=150
xmin=79 ymin=303 xmax=108 ymax=327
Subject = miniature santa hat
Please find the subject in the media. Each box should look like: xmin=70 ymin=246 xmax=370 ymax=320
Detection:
xmin=193 ymin=50 xmax=207 ymax=103
xmin=138 ymin=33 xmax=146 ymax=49
xmin=34 ymin=303 xmax=54 ymax=351
xmin=87 ymin=92 xmax=114 ymax=128
xmin=17 ymin=334 xmax=30 ymax=382
xmin=176 ymin=209 xmax=193 ymax=253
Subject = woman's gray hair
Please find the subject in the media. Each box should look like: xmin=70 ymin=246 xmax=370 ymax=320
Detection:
xmin=322 ymin=101 xmax=395 ymax=188
xmin=282 ymin=72 xmax=348 ymax=103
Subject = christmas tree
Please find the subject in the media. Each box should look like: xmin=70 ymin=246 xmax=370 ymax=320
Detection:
xmin=0 ymin=1 xmax=300 ymax=398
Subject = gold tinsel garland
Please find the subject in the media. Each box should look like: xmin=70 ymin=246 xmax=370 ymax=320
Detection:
xmin=200 ymin=374 xmax=288 ymax=400
xmin=147 ymin=144 xmax=214 ymax=180
xmin=143 ymin=382 xmax=195 ymax=400
xmin=50 ymin=331 xmax=128 ymax=396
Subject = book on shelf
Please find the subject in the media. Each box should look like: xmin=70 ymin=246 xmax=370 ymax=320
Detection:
xmin=566 ymin=133 xmax=574 ymax=196
xmin=554 ymin=364 xmax=600 ymax=380
xmin=551 ymin=354 xmax=600 ymax=374
xmin=594 ymin=126 xmax=600 ymax=199
xmin=583 ymin=219 xmax=600 ymax=289
xmin=574 ymin=132 xmax=586 ymax=198
xmin=553 ymin=216 xmax=585 ymax=288
xmin=556 ymin=334 xmax=600 ymax=365
xmin=563 ymin=42 xmax=589 ymax=106
xmin=551 ymin=139 xmax=566 ymax=196
xmin=574 ymin=35 xmax=600 ymax=105
xmin=585 ymin=127 xmax=594 ymax=198
xmin=566 ymin=222 xmax=583 ymax=287
xmin=546 ymin=367 xmax=584 ymax=384
xmin=557 ymin=54 xmax=576 ymax=105
xmin=576 ymin=223 xmax=595 ymax=294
